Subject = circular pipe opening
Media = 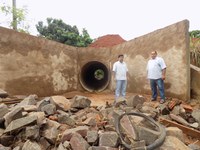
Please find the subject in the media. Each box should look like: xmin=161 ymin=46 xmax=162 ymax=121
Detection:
xmin=79 ymin=61 xmax=110 ymax=92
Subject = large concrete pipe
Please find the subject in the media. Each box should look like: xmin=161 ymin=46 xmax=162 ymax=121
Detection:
xmin=79 ymin=61 xmax=110 ymax=92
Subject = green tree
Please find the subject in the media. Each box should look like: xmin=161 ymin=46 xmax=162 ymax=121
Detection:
xmin=36 ymin=18 xmax=93 ymax=47
xmin=0 ymin=0 xmax=29 ymax=33
xmin=189 ymin=30 xmax=200 ymax=38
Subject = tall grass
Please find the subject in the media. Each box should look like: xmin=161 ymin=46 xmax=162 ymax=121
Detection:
xmin=190 ymin=37 xmax=200 ymax=67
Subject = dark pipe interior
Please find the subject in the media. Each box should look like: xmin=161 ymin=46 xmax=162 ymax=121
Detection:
xmin=80 ymin=61 xmax=110 ymax=92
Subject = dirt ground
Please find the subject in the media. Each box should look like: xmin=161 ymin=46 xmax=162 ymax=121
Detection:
xmin=62 ymin=90 xmax=152 ymax=106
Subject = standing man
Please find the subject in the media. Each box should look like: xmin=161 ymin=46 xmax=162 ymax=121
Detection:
xmin=147 ymin=51 xmax=167 ymax=104
xmin=112 ymin=54 xmax=128 ymax=102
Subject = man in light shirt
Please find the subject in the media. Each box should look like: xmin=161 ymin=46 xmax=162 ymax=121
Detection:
xmin=147 ymin=51 xmax=167 ymax=104
xmin=112 ymin=54 xmax=128 ymax=102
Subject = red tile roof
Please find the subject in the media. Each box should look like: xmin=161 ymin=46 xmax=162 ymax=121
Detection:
xmin=89 ymin=34 xmax=126 ymax=48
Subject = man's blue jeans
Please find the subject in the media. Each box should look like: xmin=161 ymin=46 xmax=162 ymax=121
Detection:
xmin=150 ymin=78 xmax=165 ymax=100
xmin=115 ymin=80 xmax=127 ymax=99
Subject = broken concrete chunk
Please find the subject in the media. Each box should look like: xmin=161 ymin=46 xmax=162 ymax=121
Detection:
xmin=16 ymin=94 xmax=37 ymax=107
xmin=4 ymin=116 xmax=37 ymax=133
xmin=70 ymin=133 xmax=90 ymax=150
xmin=63 ymin=141 xmax=70 ymax=149
xmin=41 ymin=104 xmax=56 ymax=116
xmin=71 ymin=95 xmax=91 ymax=109
xmin=0 ymin=134 xmax=14 ymax=146
xmin=191 ymin=109 xmax=200 ymax=124
xmin=22 ymin=140 xmax=41 ymax=150
xmin=57 ymin=143 xmax=67 ymax=150
xmin=166 ymin=127 xmax=184 ymax=142
xmin=99 ymin=131 xmax=119 ymax=147
xmin=4 ymin=107 xmax=23 ymax=127
xmin=87 ymin=130 xmax=98 ymax=144
xmin=0 ymin=103 xmax=9 ymax=118
xmin=62 ymin=126 xmax=89 ymax=142
xmin=13 ymin=146 xmax=21 ymax=150
xmin=42 ymin=127 xmax=59 ymax=144
xmin=120 ymin=115 xmax=138 ymax=140
xmin=28 ymin=112 xmax=46 ymax=126
xmin=138 ymin=126 xmax=159 ymax=145
xmin=25 ymin=125 xmax=40 ymax=140
xmin=127 ymin=95 xmax=145 ymax=108
xmin=38 ymin=137 xmax=51 ymax=150
xmin=159 ymin=136 xmax=191 ymax=150
xmin=36 ymin=97 xmax=51 ymax=111
xmin=58 ymin=114 xmax=76 ymax=126
xmin=0 ymin=144 xmax=11 ymax=150
xmin=89 ymin=146 xmax=118 ymax=150
xmin=50 ymin=96 xmax=71 ymax=111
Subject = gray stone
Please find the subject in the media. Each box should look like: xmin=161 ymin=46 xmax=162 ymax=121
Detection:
xmin=99 ymin=131 xmax=119 ymax=147
xmin=25 ymin=125 xmax=40 ymax=140
xmin=0 ymin=89 xmax=9 ymax=98
xmin=50 ymin=96 xmax=71 ymax=111
xmin=22 ymin=140 xmax=41 ymax=150
xmin=36 ymin=97 xmax=51 ymax=111
xmin=13 ymin=146 xmax=20 ymax=150
xmin=28 ymin=112 xmax=46 ymax=126
xmin=0 ymin=129 xmax=4 ymax=136
xmin=71 ymin=95 xmax=91 ymax=109
xmin=4 ymin=107 xmax=23 ymax=127
xmin=62 ymin=126 xmax=89 ymax=142
xmin=57 ymin=143 xmax=67 ymax=150
xmin=89 ymin=146 xmax=118 ymax=150
xmin=41 ymin=104 xmax=56 ymax=115
xmin=0 ymin=135 xmax=14 ymax=146
xmin=58 ymin=114 xmax=75 ymax=126
xmin=138 ymin=126 xmax=159 ymax=145
xmin=70 ymin=133 xmax=90 ymax=150
xmin=23 ymin=105 xmax=37 ymax=112
xmin=42 ymin=127 xmax=59 ymax=144
xmin=16 ymin=94 xmax=37 ymax=107
xmin=188 ymin=144 xmax=200 ymax=150
xmin=159 ymin=136 xmax=191 ymax=150
xmin=0 ymin=104 xmax=9 ymax=118
xmin=87 ymin=130 xmax=98 ymax=144
xmin=63 ymin=141 xmax=70 ymax=149
xmin=0 ymin=144 xmax=11 ymax=150
xmin=120 ymin=115 xmax=138 ymax=140
xmin=166 ymin=127 xmax=184 ymax=142
xmin=83 ymin=117 xmax=96 ymax=126
xmin=45 ymin=119 xmax=61 ymax=129
xmin=4 ymin=116 xmax=37 ymax=133
xmin=127 ymin=95 xmax=145 ymax=108
xmin=192 ymin=109 xmax=200 ymax=124
xmin=38 ymin=137 xmax=51 ymax=150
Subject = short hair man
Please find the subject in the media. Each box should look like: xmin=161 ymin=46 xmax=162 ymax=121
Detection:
xmin=112 ymin=54 xmax=128 ymax=102
xmin=147 ymin=51 xmax=167 ymax=104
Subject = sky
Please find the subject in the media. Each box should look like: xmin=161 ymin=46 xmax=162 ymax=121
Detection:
xmin=0 ymin=0 xmax=200 ymax=41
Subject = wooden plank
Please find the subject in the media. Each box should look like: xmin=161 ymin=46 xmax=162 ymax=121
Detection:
xmin=159 ymin=117 xmax=200 ymax=139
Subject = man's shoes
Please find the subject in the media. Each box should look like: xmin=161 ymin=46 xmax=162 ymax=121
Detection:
xmin=160 ymin=99 xmax=165 ymax=104
xmin=151 ymin=98 xmax=157 ymax=101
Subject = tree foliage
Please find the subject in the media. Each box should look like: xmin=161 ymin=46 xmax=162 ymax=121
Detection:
xmin=36 ymin=18 xmax=93 ymax=47
xmin=0 ymin=1 xmax=29 ymax=33
xmin=189 ymin=30 xmax=200 ymax=38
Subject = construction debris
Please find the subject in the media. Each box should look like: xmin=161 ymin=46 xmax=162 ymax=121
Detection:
xmin=0 ymin=93 xmax=199 ymax=150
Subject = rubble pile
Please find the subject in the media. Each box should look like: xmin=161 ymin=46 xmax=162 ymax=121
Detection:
xmin=0 ymin=90 xmax=199 ymax=150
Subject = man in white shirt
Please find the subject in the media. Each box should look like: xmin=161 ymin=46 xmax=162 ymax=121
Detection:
xmin=147 ymin=51 xmax=167 ymax=104
xmin=112 ymin=54 xmax=128 ymax=101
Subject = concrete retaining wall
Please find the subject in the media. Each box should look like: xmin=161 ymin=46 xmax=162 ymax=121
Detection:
xmin=0 ymin=20 xmax=190 ymax=100
xmin=191 ymin=64 xmax=200 ymax=100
